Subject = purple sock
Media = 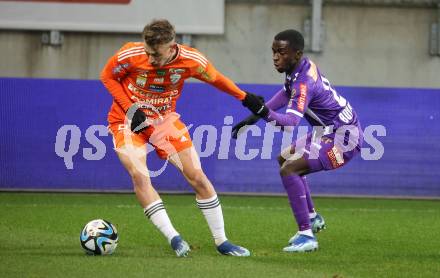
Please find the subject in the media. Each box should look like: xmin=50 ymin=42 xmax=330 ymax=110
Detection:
xmin=281 ymin=175 xmax=311 ymax=231
xmin=302 ymin=176 xmax=315 ymax=214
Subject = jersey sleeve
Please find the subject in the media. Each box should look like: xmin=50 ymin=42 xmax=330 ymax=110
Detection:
xmin=263 ymin=79 xmax=312 ymax=127
xmin=286 ymin=79 xmax=312 ymax=118
xmin=189 ymin=50 xmax=246 ymax=101
xmin=100 ymin=44 xmax=136 ymax=112
xmin=265 ymin=88 xmax=289 ymax=111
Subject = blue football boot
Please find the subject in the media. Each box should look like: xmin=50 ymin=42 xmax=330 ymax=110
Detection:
xmin=170 ymin=235 xmax=190 ymax=257
xmin=217 ymin=241 xmax=250 ymax=257
xmin=284 ymin=233 xmax=318 ymax=253
xmin=311 ymin=213 xmax=326 ymax=233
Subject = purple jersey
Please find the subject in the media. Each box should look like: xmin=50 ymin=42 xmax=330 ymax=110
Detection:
xmin=265 ymin=57 xmax=358 ymax=129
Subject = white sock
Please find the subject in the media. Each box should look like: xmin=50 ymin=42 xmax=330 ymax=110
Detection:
xmin=196 ymin=195 xmax=228 ymax=246
xmin=309 ymin=212 xmax=317 ymax=219
xmin=144 ymin=199 xmax=179 ymax=243
xmin=299 ymin=229 xmax=314 ymax=237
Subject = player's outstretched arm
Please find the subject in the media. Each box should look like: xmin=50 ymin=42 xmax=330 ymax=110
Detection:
xmin=242 ymin=90 xmax=301 ymax=128
xmin=231 ymin=114 xmax=260 ymax=139
xmin=265 ymin=110 xmax=301 ymax=127
xmin=260 ymin=83 xmax=306 ymax=128
xmin=232 ymin=108 xmax=301 ymax=138
xmin=241 ymin=92 xmax=269 ymax=117
xmin=191 ymin=53 xmax=291 ymax=123
xmin=266 ymin=88 xmax=290 ymax=111
xmin=232 ymin=88 xmax=292 ymax=138
xmin=192 ymin=61 xmax=269 ymax=118
xmin=202 ymin=69 xmax=247 ymax=101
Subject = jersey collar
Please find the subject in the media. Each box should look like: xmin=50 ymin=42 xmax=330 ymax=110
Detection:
xmin=165 ymin=44 xmax=181 ymax=65
xmin=287 ymin=57 xmax=308 ymax=82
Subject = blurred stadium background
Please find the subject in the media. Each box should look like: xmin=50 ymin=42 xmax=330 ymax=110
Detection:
xmin=0 ymin=0 xmax=439 ymax=277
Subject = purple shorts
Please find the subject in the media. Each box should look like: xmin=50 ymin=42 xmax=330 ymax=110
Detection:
xmin=289 ymin=124 xmax=363 ymax=173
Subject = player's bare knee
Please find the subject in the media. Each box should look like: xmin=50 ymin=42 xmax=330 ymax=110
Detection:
xmin=125 ymin=166 xmax=149 ymax=184
xmin=279 ymin=162 xmax=301 ymax=176
xmin=186 ymin=170 xmax=208 ymax=188
xmin=131 ymin=175 xmax=153 ymax=194
xmin=277 ymin=155 xmax=286 ymax=166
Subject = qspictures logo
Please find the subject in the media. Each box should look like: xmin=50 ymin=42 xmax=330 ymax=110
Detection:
xmin=55 ymin=114 xmax=386 ymax=177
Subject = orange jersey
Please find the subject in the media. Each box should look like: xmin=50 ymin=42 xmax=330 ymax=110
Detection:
xmin=101 ymin=42 xmax=246 ymax=124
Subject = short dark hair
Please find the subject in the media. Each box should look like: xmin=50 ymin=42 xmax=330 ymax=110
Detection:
xmin=274 ymin=29 xmax=304 ymax=51
xmin=142 ymin=19 xmax=176 ymax=47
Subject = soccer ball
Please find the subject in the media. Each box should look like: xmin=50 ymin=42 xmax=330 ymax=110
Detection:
xmin=80 ymin=219 xmax=119 ymax=255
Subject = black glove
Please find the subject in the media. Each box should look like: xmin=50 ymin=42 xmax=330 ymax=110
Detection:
xmin=130 ymin=109 xmax=148 ymax=133
xmin=231 ymin=114 xmax=261 ymax=139
xmin=242 ymin=92 xmax=269 ymax=118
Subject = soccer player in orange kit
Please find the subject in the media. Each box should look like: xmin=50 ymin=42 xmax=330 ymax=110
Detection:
xmin=101 ymin=19 xmax=267 ymax=257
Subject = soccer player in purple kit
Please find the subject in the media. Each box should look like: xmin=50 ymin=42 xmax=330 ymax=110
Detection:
xmin=233 ymin=29 xmax=363 ymax=252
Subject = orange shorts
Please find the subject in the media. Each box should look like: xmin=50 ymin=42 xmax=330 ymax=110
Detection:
xmin=109 ymin=119 xmax=193 ymax=159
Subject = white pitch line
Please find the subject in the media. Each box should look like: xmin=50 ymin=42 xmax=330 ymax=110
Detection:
xmin=222 ymin=206 xmax=439 ymax=213
xmin=1 ymin=203 xmax=438 ymax=213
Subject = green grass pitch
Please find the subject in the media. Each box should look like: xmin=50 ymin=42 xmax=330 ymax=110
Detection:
xmin=0 ymin=192 xmax=439 ymax=277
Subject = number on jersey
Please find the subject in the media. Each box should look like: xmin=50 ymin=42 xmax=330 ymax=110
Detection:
xmin=321 ymin=76 xmax=353 ymax=123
